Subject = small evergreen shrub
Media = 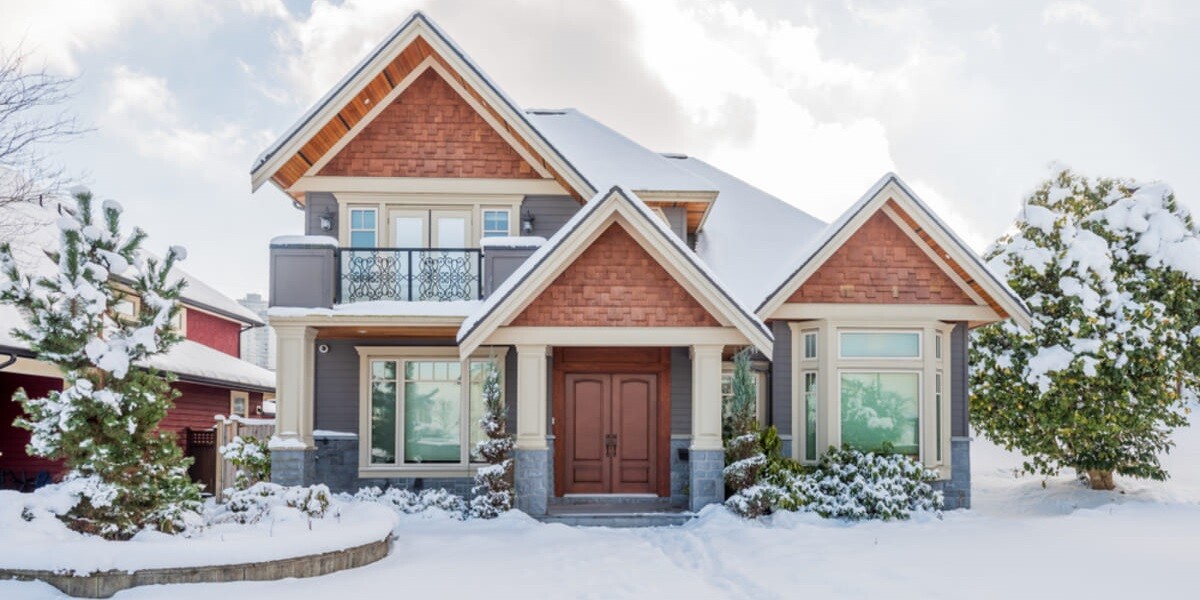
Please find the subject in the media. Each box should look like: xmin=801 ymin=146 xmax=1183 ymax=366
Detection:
xmin=219 ymin=435 xmax=271 ymax=491
xmin=727 ymin=444 xmax=943 ymax=521
xmin=216 ymin=482 xmax=335 ymax=524
xmin=470 ymin=358 xmax=514 ymax=518
xmin=354 ymin=486 xmax=469 ymax=519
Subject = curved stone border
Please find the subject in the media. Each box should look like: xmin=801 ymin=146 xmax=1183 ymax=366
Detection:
xmin=1 ymin=534 xmax=392 ymax=598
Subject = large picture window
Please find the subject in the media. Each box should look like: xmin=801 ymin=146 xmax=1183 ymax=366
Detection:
xmin=839 ymin=372 xmax=920 ymax=456
xmin=365 ymin=352 xmax=501 ymax=469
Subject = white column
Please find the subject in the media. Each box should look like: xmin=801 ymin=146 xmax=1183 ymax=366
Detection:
xmin=690 ymin=344 xmax=724 ymax=451
xmin=515 ymin=344 xmax=549 ymax=450
xmin=270 ymin=324 xmax=316 ymax=450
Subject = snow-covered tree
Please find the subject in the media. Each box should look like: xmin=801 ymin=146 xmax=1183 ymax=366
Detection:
xmin=723 ymin=348 xmax=764 ymax=493
xmin=972 ymin=170 xmax=1200 ymax=490
xmin=470 ymin=358 xmax=513 ymax=518
xmin=0 ymin=189 xmax=201 ymax=538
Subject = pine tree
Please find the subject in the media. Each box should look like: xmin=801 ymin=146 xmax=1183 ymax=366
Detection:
xmin=470 ymin=357 xmax=513 ymax=518
xmin=971 ymin=170 xmax=1200 ymax=490
xmin=0 ymin=189 xmax=201 ymax=538
xmin=723 ymin=348 xmax=764 ymax=493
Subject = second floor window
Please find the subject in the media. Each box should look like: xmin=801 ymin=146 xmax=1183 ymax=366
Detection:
xmin=482 ymin=209 xmax=510 ymax=238
xmin=349 ymin=208 xmax=377 ymax=247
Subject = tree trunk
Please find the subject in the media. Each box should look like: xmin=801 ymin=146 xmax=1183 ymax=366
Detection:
xmin=1087 ymin=469 xmax=1115 ymax=490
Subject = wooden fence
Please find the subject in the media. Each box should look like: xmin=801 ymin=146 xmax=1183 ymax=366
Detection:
xmin=213 ymin=414 xmax=275 ymax=500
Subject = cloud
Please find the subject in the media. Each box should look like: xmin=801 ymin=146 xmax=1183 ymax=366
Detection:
xmin=1043 ymin=2 xmax=1112 ymax=29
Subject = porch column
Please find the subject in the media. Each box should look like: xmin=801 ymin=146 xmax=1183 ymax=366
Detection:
xmin=269 ymin=324 xmax=317 ymax=486
xmin=689 ymin=344 xmax=725 ymax=511
xmin=514 ymin=344 xmax=550 ymax=515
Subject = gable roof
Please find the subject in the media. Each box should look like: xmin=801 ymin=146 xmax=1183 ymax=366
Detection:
xmin=251 ymin=11 xmax=593 ymax=201
xmin=756 ymin=173 xmax=1033 ymax=329
xmin=457 ymin=186 xmax=773 ymax=357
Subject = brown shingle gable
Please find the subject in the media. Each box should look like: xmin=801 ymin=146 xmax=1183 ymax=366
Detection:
xmin=318 ymin=69 xmax=539 ymax=179
xmin=511 ymin=223 xmax=722 ymax=327
xmin=788 ymin=209 xmax=975 ymax=305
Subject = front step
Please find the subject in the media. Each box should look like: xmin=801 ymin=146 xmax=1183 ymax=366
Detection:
xmin=539 ymin=500 xmax=694 ymax=528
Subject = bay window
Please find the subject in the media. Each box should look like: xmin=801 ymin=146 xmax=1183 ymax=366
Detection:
xmin=359 ymin=347 xmax=505 ymax=474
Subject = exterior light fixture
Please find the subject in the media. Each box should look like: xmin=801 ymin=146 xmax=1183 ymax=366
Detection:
xmin=521 ymin=209 xmax=535 ymax=235
xmin=320 ymin=209 xmax=334 ymax=232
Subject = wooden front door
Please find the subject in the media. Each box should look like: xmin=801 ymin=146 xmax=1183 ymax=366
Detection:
xmin=563 ymin=373 xmax=658 ymax=494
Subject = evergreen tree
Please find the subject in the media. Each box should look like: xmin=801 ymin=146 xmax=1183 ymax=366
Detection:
xmin=723 ymin=348 xmax=764 ymax=493
xmin=0 ymin=189 xmax=201 ymax=538
xmin=971 ymin=170 xmax=1200 ymax=490
xmin=470 ymin=358 xmax=513 ymax=518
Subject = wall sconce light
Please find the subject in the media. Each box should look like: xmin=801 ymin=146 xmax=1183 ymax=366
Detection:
xmin=319 ymin=209 xmax=334 ymax=232
xmin=521 ymin=210 xmax=535 ymax=235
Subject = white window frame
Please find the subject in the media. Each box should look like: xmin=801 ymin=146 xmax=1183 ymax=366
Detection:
xmin=348 ymin=206 xmax=378 ymax=248
xmin=836 ymin=369 xmax=924 ymax=461
xmin=335 ymin=193 xmax=523 ymax=247
xmin=837 ymin=329 xmax=923 ymax=360
xmin=230 ymin=390 xmax=250 ymax=418
xmin=356 ymin=346 xmax=507 ymax=478
xmin=481 ymin=207 xmax=512 ymax=239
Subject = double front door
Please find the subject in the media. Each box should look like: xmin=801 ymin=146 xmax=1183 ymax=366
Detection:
xmin=563 ymin=373 xmax=658 ymax=495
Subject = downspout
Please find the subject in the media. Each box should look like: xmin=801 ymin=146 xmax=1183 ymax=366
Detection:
xmin=0 ymin=352 xmax=16 ymax=370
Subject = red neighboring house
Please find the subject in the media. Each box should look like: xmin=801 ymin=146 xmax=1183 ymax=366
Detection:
xmin=0 ymin=199 xmax=276 ymax=492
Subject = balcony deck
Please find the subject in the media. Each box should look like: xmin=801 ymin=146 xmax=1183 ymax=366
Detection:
xmin=338 ymin=247 xmax=483 ymax=303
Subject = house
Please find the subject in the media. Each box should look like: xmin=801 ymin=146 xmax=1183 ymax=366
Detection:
xmin=0 ymin=198 xmax=277 ymax=492
xmin=254 ymin=12 xmax=1031 ymax=517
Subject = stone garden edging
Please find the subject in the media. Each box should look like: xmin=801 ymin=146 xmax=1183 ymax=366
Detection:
xmin=0 ymin=533 xmax=393 ymax=598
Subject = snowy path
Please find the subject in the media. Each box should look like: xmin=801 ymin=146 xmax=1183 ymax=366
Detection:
xmin=5 ymin=416 xmax=1200 ymax=599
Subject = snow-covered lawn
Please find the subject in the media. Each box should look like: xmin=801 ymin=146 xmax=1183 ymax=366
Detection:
xmin=5 ymin=415 xmax=1199 ymax=599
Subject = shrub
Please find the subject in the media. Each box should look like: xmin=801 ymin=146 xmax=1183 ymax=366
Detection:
xmin=354 ymin=486 xmax=469 ymax=519
xmin=216 ymin=482 xmax=335 ymax=524
xmin=727 ymin=444 xmax=943 ymax=521
xmin=219 ymin=435 xmax=271 ymax=491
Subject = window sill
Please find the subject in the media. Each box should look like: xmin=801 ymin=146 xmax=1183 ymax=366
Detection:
xmin=357 ymin=465 xmax=484 ymax=479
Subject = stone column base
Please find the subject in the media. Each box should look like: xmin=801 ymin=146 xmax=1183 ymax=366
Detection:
xmin=689 ymin=448 xmax=724 ymax=511
xmin=935 ymin=438 xmax=972 ymax=510
xmin=514 ymin=447 xmax=549 ymax=516
xmin=271 ymin=448 xmax=316 ymax=487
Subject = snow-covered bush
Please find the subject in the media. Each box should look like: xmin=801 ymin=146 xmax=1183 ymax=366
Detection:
xmin=723 ymin=349 xmax=763 ymax=494
xmin=470 ymin=358 xmax=513 ymax=518
xmin=972 ymin=170 xmax=1200 ymax=489
xmin=354 ymin=486 xmax=468 ymax=519
xmin=727 ymin=445 xmax=943 ymax=521
xmin=214 ymin=482 xmax=335 ymax=525
xmin=0 ymin=189 xmax=200 ymax=539
xmin=220 ymin=435 xmax=271 ymax=491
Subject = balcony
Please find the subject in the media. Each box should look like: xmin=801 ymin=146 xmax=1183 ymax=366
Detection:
xmin=337 ymin=248 xmax=483 ymax=303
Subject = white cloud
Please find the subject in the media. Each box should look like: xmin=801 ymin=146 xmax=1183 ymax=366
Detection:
xmin=1043 ymin=2 xmax=1112 ymax=29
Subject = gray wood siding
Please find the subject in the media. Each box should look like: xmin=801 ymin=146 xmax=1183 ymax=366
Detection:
xmin=951 ymin=322 xmax=969 ymax=437
xmin=670 ymin=347 xmax=692 ymax=435
xmin=305 ymin=192 xmax=338 ymax=236
xmin=313 ymin=337 xmax=458 ymax=434
xmin=771 ymin=321 xmax=792 ymax=436
xmin=521 ymin=195 xmax=578 ymax=238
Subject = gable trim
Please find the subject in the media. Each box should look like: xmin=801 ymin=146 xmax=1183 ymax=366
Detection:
xmin=756 ymin=174 xmax=1032 ymax=329
xmin=458 ymin=188 xmax=772 ymax=357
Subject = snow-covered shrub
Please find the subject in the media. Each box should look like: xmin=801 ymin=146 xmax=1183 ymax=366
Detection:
xmin=723 ymin=349 xmax=763 ymax=494
xmin=0 ymin=189 xmax=200 ymax=539
xmin=972 ymin=169 xmax=1200 ymax=489
xmin=470 ymin=358 xmax=513 ymax=518
xmin=220 ymin=435 xmax=271 ymax=491
xmin=727 ymin=445 xmax=942 ymax=521
xmin=354 ymin=486 xmax=468 ymax=519
xmin=215 ymin=482 xmax=335 ymax=525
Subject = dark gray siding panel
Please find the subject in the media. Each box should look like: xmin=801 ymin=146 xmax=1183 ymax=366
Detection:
xmin=505 ymin=348 xmax=518 ymax=437
xmin=771 ymin=321 xmax=792 ymax=436
xmin=951 ymin=322 xmax=969 ymax=437
xmin=662 ymin=206 xmax=687 ymax=241
xmin=314 ymin=337 xmax=458 ymax=434
xmin=305 ymin=192 xmax=338 ymax=236
xmin=670 ymin=347 xmax=691 ymax=435
xmin=521 ymin=195 xmax=578 ymax=238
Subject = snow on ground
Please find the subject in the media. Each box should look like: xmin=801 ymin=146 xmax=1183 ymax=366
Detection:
xmin=5 ymin=412 xmax=1199 ymax=599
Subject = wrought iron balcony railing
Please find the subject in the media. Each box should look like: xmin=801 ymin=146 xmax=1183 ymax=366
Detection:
xmin=337 ymin=248 xmax=483 ymax=303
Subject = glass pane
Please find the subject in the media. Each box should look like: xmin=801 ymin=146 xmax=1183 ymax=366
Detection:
xmin=483 ymin=211 xmax=509 ymax=237
xmin=804 ymin=372 xmax=817 ymax=461
xmin=363 ymin=210 xmax=375 ymax=229
xmin=935 ymin=335 xmax=943 ymax=360
xmin=840 ymin=332 xmax=920 ymax=358
xmin=393 ymin=217 xmax=424 ymax=248
xmin=404 ymin=360 xmax=462 ymax=464
xmin=468 ymin=360 xmax=497 ymax=462
xmin=840 ymin=372 xmax=919 ymax=455
xmin=935 ymin=372 xmax=943 ymax=462
xmin=350 ymin=231 xmax=375 ymax=248
xmin=436 ymin=217 xmax=467 ymax=248
xmin=371 ymin=360 xmax=395 ymax=380
xmin=803 ymin=332 xmax=817 ymax=359
xmin=351 ymin=210 xmax=364 ymax=229
xmin=370 ymin=379 xmax=397 ymax=464
xmin=720 ymin=373 xmax=733 ymax=398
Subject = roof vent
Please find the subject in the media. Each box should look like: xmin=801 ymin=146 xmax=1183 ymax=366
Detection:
xmin=526 ymin=109 xmax=567 ymax=115
xmin=660 ymin=153 xmax=688 ymax=159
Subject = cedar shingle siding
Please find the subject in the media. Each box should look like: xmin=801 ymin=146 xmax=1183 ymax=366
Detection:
xmin=511 ymin=224 xmax=720 ymax=327
xmin=319 ymin=70 xmax=539 ymax=179
xmin=789 ymin=211 xmax=975 ymax=305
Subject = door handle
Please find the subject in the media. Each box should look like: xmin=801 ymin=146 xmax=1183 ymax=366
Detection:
xmin=605 ymin=434 xmax=619 ymax=457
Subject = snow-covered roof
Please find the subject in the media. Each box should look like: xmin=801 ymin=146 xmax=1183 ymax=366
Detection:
xmin=0 ymin=305 xmax=275 ymax=391
xmin=458 ymin=186 xmax=772 ymax=356
xmin=676 ymin=155 xmax=828 ymax=309
xmin=525 ymin=109 xmax=716 ymax=193
xmin=0 ymin=198 xmax=262 ymax=326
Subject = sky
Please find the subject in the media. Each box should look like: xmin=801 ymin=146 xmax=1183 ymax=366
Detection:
xmin=1 ymin=0 xmax=1196 ymax=301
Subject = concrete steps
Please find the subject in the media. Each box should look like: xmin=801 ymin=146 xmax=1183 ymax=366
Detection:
xmin=538 ymin=497 xmax=695 ymax=528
